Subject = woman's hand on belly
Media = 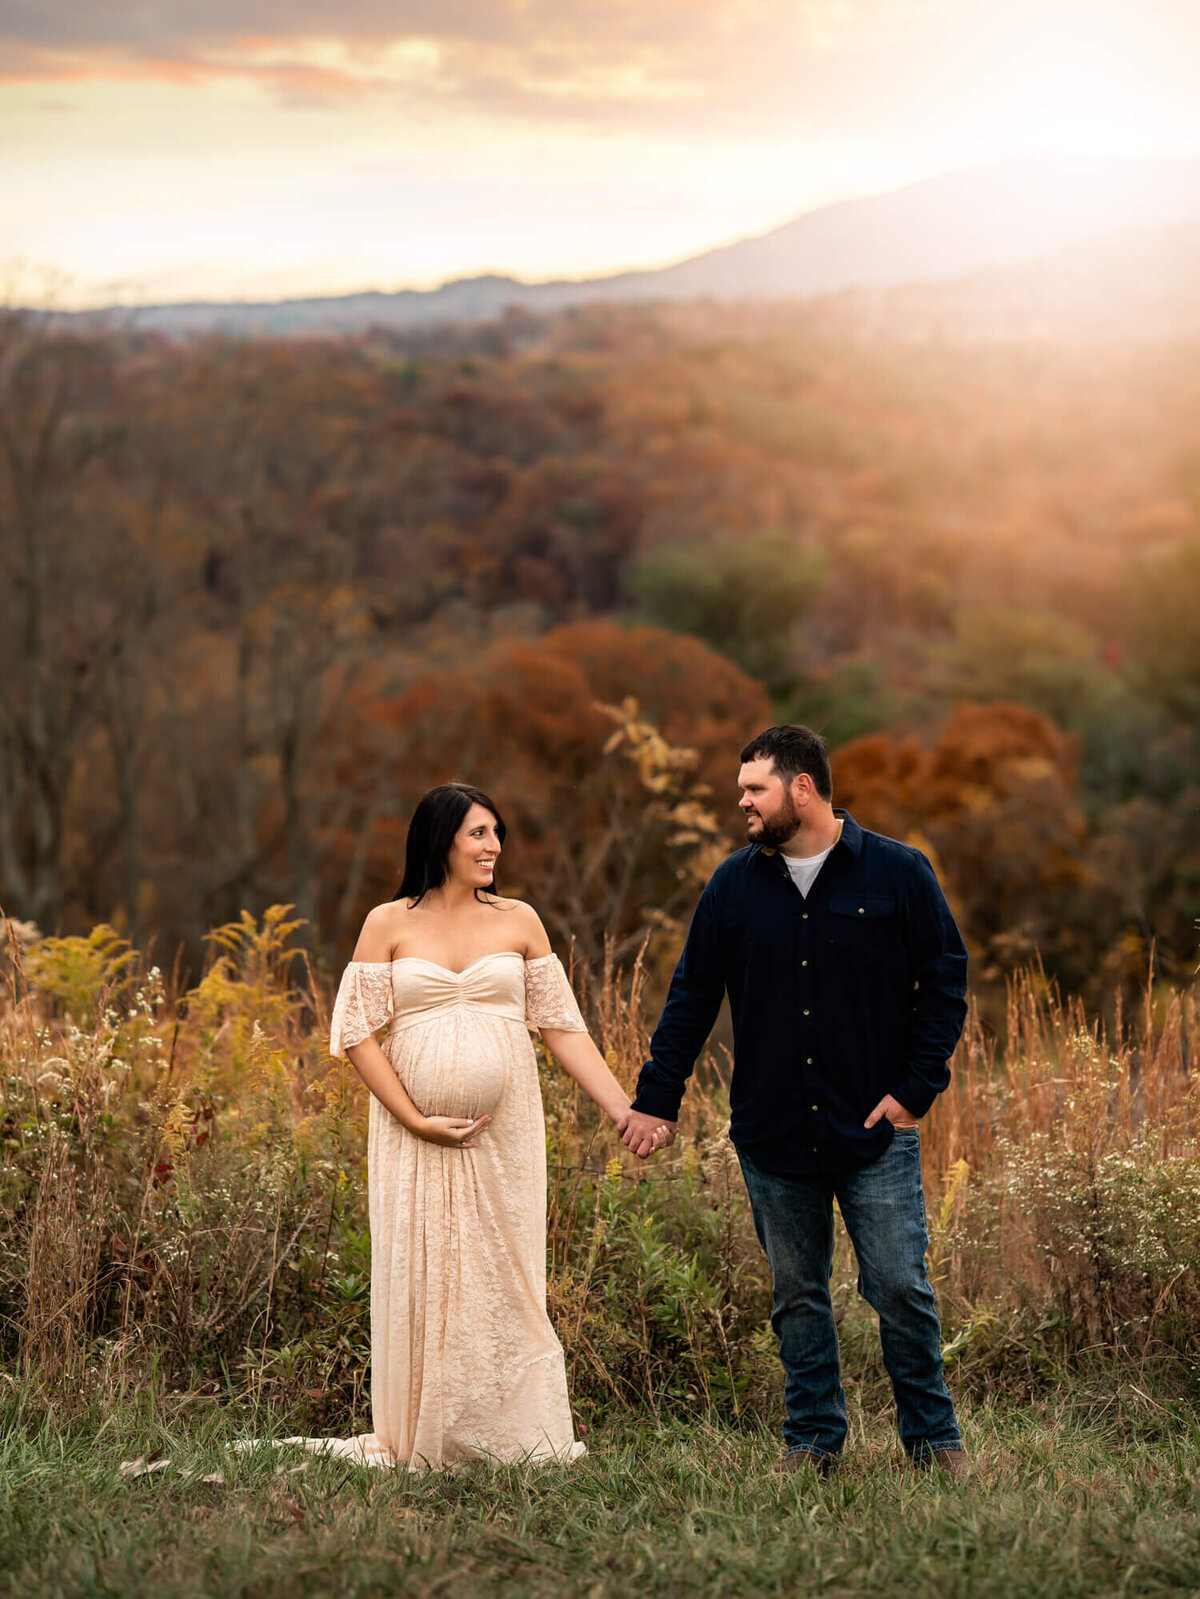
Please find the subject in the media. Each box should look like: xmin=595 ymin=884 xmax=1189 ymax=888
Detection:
xmin=412 ymin=1113 xmax=491 ymax=1148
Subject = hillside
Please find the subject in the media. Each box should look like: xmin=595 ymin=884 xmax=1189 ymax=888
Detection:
xmin=811 ymin=220 xmax=1200 ymax=343
xmin=3 ymin=294 xmax=1199 ymax=990
xmin=52 ymin=152 xmax=1200 ymax=337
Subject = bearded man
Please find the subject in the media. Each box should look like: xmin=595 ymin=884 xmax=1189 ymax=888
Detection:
xmin=618 ymin=724 xmax=970 ymax=1480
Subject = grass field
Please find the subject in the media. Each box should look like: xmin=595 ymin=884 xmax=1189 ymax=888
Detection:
xmin=3 ymin=1390 xmax=1198 ymax=1598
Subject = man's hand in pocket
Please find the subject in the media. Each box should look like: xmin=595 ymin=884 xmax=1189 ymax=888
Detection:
xmin=864 ymin=1094 xmax=918 ymax=1130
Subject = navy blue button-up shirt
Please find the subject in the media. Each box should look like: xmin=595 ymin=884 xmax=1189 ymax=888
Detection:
xmin=631 ymin=810 xmax=968 ymax=1175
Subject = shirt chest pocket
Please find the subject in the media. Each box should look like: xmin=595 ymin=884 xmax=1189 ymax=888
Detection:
xmin=827 ymin=893 xmax=898 ymax=956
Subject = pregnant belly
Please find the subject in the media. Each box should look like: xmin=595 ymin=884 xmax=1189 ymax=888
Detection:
xmin=400 ymin=1042 xmax=508 ymax=1120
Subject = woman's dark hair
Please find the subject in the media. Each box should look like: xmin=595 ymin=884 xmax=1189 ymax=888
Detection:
xmin=739 ymin=725 xmax=833 ymax=802
xmin=393 ymin=783 xmax=507 ymax=906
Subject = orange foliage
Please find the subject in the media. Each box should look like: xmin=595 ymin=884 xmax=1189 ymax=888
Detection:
xmin=834 ymin=702 xmax=1089 ymax=975
xmin=5 ymin=307 xmax=1199 ymax=992
xmin=333 ymin=622 xmax=770 ymax=969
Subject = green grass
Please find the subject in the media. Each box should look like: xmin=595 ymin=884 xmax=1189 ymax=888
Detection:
xmin=2 ymin=1392 xmax=1198 ymax=1598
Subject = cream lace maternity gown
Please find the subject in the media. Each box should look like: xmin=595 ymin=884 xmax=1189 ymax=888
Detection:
xmin=325 ymin=950 xmax=589 ymax=1471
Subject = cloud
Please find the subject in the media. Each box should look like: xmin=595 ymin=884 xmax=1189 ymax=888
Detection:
xmin=2 ymin=1 xmax=847 ymax=54
xmin=5 ymin=0 xmax=1199 ymax=145
xmin=0 ymin=1 xmax=960 ymax=128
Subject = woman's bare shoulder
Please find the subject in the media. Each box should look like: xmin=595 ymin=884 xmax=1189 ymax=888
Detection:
xmin=351 ymin=900 xmax=410 ymax=961
xmin=487 ymin=894 xmax=537 ymax=920
xmin=490 ymin=897 xmax=552 ymax=956
xmin=364 ymin=899 xmax=414 ymax=927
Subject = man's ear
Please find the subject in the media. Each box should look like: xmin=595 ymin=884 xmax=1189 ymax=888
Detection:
xmin=792 ymin=772 xmax=813 ymax=807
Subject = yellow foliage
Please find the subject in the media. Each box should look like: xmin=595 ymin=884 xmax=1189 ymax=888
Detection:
xmin=935 ymin=1157 xmax=971 ymax=1238
xmin=24 ymin=924 xmax=137 ymax=1019
xmin=204 ymin=904 xmax=308 ymax=990
xmin=188 ymin=905 xmax=311 ymax=1074
xmin=597 ymin=697 xmax=726 ymax=896
xmin=927 ymin=1157 xmax=970 ymax=1285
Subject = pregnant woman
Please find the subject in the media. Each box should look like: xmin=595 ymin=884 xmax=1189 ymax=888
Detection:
xmin=328 ymin=782 xmax=643 ymax=1470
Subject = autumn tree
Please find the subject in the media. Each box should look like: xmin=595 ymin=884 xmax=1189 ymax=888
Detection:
xmin=473 ymin=456 xmax=644 ymax=615
xmin=921 ymin=607 xmax=1158 ymax=805
xmin=1125 ymin=535 xmax=1200 ymax=724
xmin=833 ymin=702 xmax=1089 ymax=979
xmin=330 ymin=622 xmax=770 ymax=974
xmin=139 ymin=344 xmax=381 ymax=938
xmin=4 ymin=310 xmax=1199 ymax=994
xmin=0 ymin=313 xmax=137 ymax=931
xmin=628 ymin=529 xmax=825 ymax=689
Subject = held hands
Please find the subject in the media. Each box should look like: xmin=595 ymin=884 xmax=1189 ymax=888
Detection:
xmin=616 ymin=1107 xmax=678 ymax=1159
xmin=417 ymin=1113 xmax=491 ymax=1148
xmin=864 ymin=1094 xmax=919 ymax=1131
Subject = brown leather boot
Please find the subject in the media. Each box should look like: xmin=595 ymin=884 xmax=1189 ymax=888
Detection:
xmin=913 ymin=1448 xmax=971 ymax=1483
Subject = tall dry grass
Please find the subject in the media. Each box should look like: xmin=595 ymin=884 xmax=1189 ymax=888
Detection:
xmin=923 ymin=973 xmax=1200 ymax=1371
xmin=1 ymin=911 xmax=1197 ymax=1422
xmin=1 ymin=910 xmax=362 ymax=1409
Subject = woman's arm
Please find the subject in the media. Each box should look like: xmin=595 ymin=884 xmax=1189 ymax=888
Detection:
xmin=515 ymin=900 xmax=631 ymax=1125
xmin=538 ymin=1027 xmax=630 ymax=1124
xmin=345 ymin=1034 xmax=488 ymax=1146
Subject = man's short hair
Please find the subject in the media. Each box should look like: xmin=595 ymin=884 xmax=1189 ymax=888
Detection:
xmin=740 ymin=725 xmax=833 ymax=802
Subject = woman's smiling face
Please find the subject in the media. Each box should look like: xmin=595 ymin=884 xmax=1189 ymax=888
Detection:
xmin=446 ymin=801 xmax=503 ymax=889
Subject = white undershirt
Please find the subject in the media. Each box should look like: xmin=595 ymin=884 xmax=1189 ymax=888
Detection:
xmin=781 ymin=823 xmax=842 ymax=898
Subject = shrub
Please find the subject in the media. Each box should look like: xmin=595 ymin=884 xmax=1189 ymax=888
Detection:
xmin=2 ymin=912 xmax=1197 ymax=1425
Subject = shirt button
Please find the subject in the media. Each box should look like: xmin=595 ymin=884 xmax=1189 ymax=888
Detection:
xmin=812 ymin=1146 xmax=818 ymax=1153
xmin=858 ymin=906 xmax=865 ymax=914
xmin=802 ymin=912 xmax=809 ymax=919
xmin=811 ymin=1104 xmax=819 ymax=1112
xmin=803 ymin=1009 xmax=810 ymax=1016
xmin=801 ymin=959 xmax=808 ymax=967
xmin=806 ymin=1057 xmax=814 ymax=1065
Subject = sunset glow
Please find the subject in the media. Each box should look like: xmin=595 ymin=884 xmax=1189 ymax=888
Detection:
xmin=3 ymin=0 xmax=1200 ymax=307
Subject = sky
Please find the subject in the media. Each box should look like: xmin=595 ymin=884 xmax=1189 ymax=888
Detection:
xmin=3 ymin=0 xmax=1200 ymax=308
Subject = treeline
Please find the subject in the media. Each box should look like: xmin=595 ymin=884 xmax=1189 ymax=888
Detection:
xmin=1 ymin=302 xmax=1198 ymax=999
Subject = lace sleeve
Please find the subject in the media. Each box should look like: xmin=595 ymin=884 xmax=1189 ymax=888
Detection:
xmin=329 ymin=962 xmax=394 ymax=1059
xmin=524 ymin=954 xmax=588 ymax=1034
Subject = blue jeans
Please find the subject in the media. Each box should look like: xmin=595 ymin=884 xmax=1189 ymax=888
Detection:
xmin=738 ymin=1130 xmax=962 ymax=1461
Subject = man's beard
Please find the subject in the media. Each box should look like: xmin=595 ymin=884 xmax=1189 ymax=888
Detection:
xmin=749 ymin=791 xmax=801 ymax=848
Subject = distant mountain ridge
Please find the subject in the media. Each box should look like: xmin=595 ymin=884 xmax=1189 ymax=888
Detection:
xmin=51 ymin=152 xmax=1200 ymax=337
xmin=814 ymin=219 xmax=1200 ymax=343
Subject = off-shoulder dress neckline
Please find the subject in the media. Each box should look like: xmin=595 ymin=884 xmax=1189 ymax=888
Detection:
xmin=351 ymin=951 xmax=553 ymax=978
